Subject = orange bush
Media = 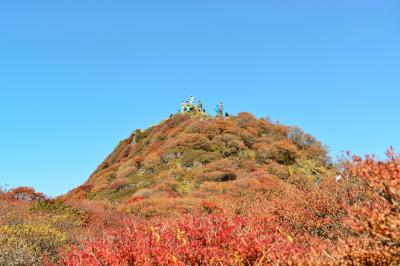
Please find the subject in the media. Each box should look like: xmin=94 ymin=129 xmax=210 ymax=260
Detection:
xmin=337 ymin=148 xmax=400 ymax=264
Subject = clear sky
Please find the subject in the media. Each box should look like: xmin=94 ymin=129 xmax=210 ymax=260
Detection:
xmin=1 ymin=1 xmax=399 ymax=196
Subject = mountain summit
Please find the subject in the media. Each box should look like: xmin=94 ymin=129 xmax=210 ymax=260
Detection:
xmin=64 ymin=112 xmax=332 ymax=215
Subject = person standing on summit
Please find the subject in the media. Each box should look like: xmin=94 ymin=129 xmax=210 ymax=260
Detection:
xmin=215 ymin=102 xmax=223 ymax=116
xmin=181 ymin=101 xmax=186 ymax=113
xmin=190 ymin=96 xmax=195 ymax=105
xmin=186 ymin=101 xmax=191 ymax=112
xmin=219 ymin=102 xmax=223 ymax=116
xmin=198 ymin=101 xmax=203 ymax=113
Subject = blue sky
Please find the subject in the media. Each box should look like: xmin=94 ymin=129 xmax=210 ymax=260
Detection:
xmin=1 ymin=1 xmax=399 ymax=196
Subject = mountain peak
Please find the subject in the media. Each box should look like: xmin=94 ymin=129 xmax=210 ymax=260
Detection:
xmin=64 ymin=112 xmax=332 ymax=215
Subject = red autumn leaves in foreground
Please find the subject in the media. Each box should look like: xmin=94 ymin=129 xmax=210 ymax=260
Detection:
xmin=0 ymin=149 xmax=398 ymax=265
xmin=61 ymin=214 xmax=306 ymax=266
xmin=53 ymin=150 xmax=399 ymax=265
xmin=0 ymin=112 xmax=398 ymax=265
xmin=336 ymin=148 xmax=400 ymax=265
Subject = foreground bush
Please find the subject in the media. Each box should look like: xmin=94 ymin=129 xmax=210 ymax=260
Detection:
xmin=300 ymin=149 xmax=400 ymax=265
xmin=58 ymin=149 xmax=400 ymax=265
xmin=60 ymin=214 xmax=308 ymax=266
xmin=0 ymin=224 xmax=66 ymax=266
xmin=0 ymin=188 xmax=88 ymax=265
xmin=337 ymin=148 xmax=400 ymax=265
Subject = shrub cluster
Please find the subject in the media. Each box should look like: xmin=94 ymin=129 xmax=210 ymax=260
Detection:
xmin=64 ymin=114 xmax=331 ymax=202
xmin=1 ymin=148 xmax=398 ymax=265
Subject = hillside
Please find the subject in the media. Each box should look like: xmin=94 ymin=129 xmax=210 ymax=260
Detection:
xmin=2 ymin=112 xmax=399 ymax=265
xmin=64 ymin=112 xmax=333 ymax=214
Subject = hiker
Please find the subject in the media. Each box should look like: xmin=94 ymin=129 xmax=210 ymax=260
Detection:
xmin=181 ymin=101 xmax=186 ymax=113
xmin=219 ymin=102 xmax=223 ymax=116
xmin=215 ymin=105 xmax=220 ymax=116
xmin=190 ymin=96 xmax=195 ymax=104
xmin=198 ymin=101 xmax=203 ymax=113
xmin=186 ymin=101 xmax=191 ymax=112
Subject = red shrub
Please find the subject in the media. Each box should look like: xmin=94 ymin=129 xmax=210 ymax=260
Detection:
xmin=256 ymin=140 xmax=298 ymax=165
xmin=126 ymin=195 xmax=146 ymax=205
xmin=133 ymin=156 xmax=144 ymax=167
xmin=59 ymin=213 xmax=308 ymax=266
xmin=337 ymin=148 xmax=400 ymax=264
xmin=200 ymin=200 xmax=223 ymax=214
xmin=166 ymin=133 xmax=211 ymax=151
xmin=7 ymin=187 xmax=46 ymax=201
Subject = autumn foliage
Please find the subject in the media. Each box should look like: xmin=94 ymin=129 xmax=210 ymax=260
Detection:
xmin=60 ymin=214 xmax=306 ymax=266
xmin=63 ymin=113 xmax=331 ymax=206
xmin=335 ymin=148 xmax=400 ymax=265
xmin=1 ymin=113 xmax=398 ymax=265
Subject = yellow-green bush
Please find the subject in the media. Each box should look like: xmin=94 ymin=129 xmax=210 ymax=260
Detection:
xmin=0 ymin=224 xmax=66 ymax=265
xmin=31 ymin=200 xmax=87 ymax=229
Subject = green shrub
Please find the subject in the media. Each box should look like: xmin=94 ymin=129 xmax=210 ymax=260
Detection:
xmin=31 ymin=200 xmax=87 ymax=229
xmin=211 ymin=133 xmax=246 ymax=157
xmin=199 ymin=151 xmax=222 ymax=164
xmin=266 ymin=163 xmax=290 ymax=180
xmin=180 ymin=149 xmax=206 ymax=167
xmin=176 ymin=181 xmax=195 ymax=196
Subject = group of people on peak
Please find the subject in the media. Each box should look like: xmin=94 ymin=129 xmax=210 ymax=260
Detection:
xmin=181 ymin=96 xmax=204 ymax=113
xmin=180 ymin=96 xmax=228 ymax=117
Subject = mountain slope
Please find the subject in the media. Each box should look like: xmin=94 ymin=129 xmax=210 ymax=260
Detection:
xmin=64 ymin=112 xmax=333 ymax=214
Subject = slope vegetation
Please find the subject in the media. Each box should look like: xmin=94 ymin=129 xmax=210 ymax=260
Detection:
xmin=65 ymin=112 xmax=332 ymax=215
xmin=3 ymin=113 xmax=398 ymax=265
